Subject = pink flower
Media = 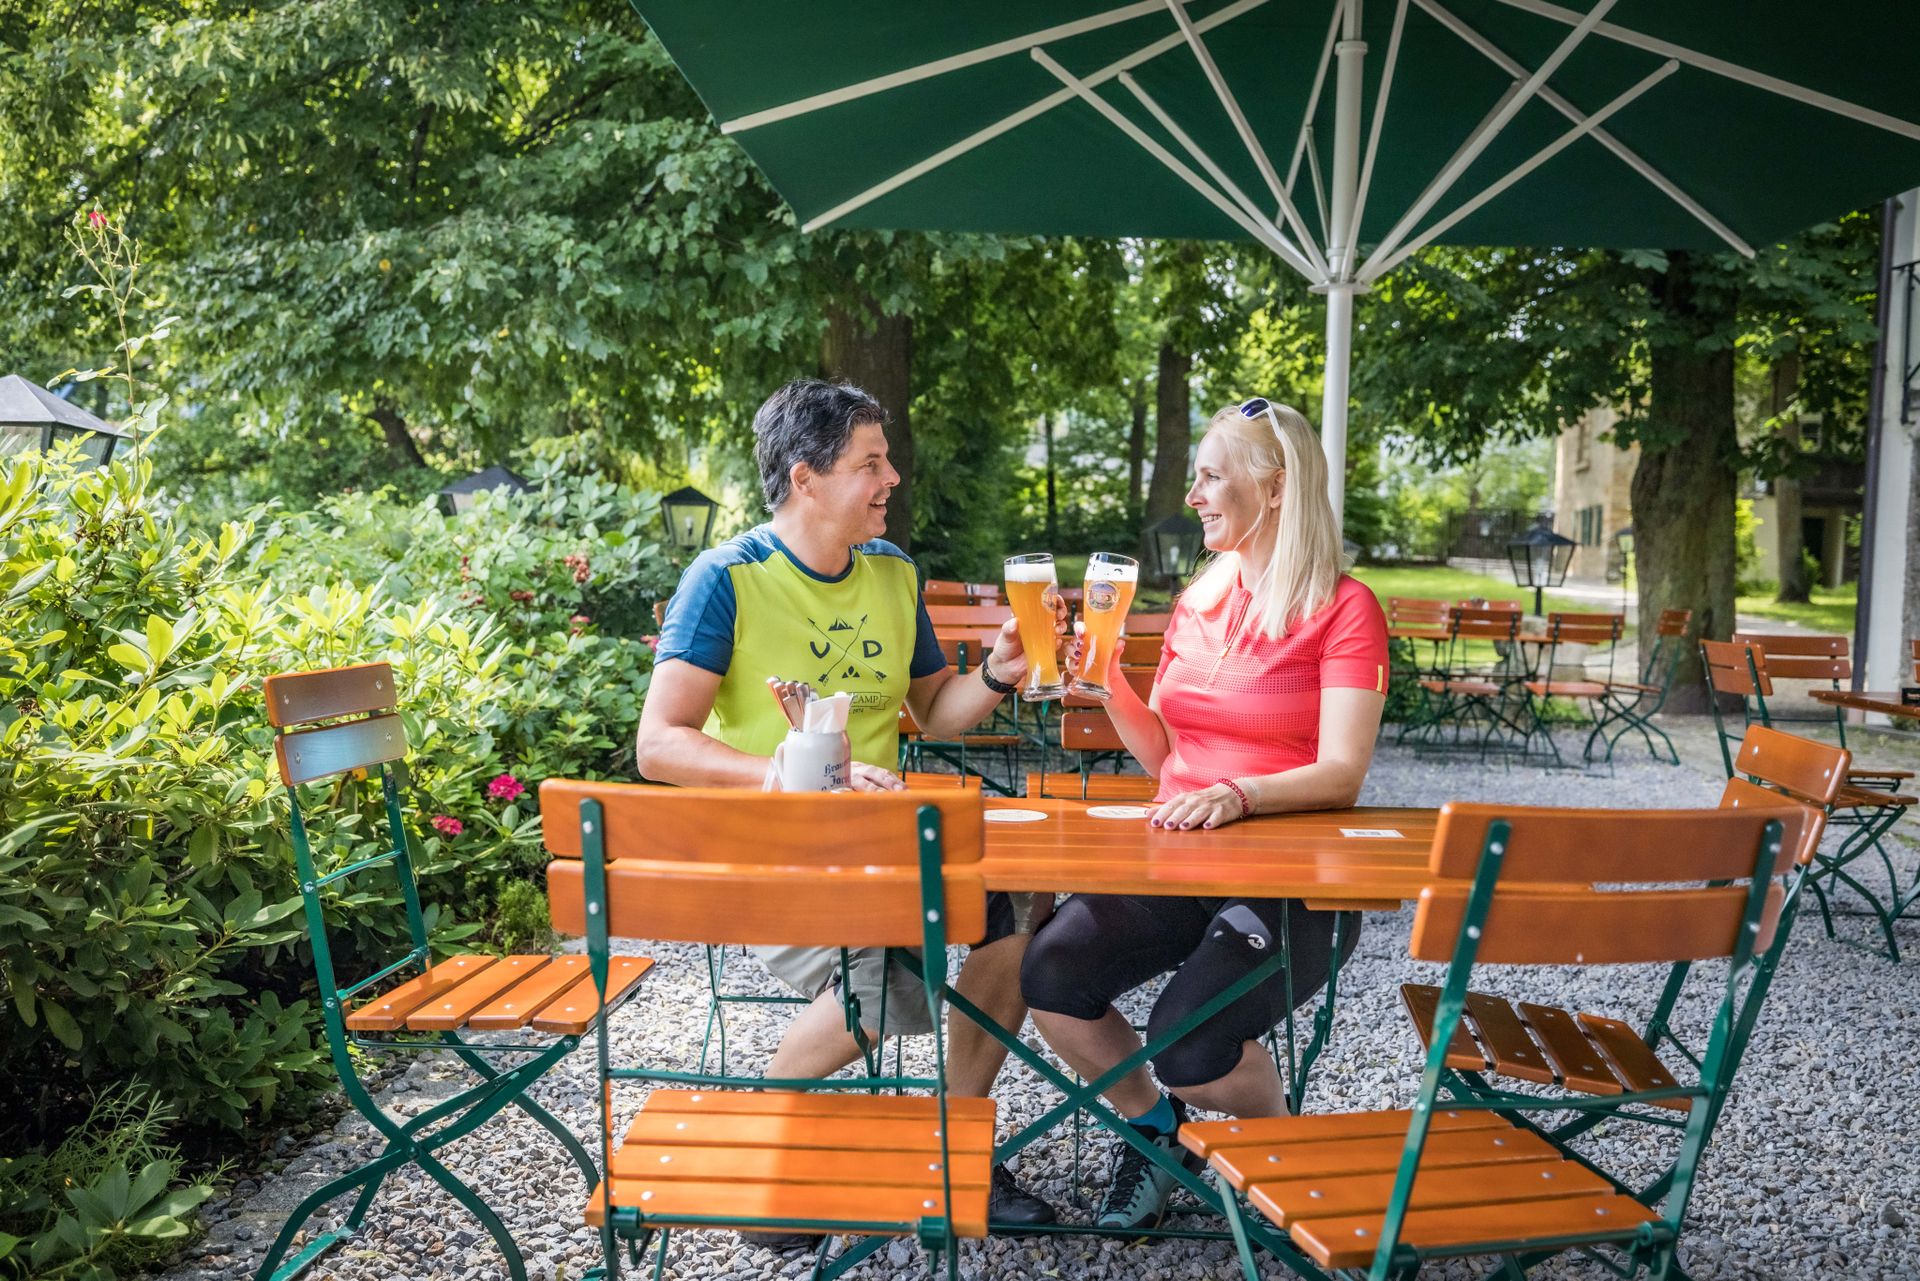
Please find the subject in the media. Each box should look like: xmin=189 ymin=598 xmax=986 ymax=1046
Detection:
xmin=486 ymin=773 xmax=525 ymax=802
xmin=430 ymin=815 xmax=464 ymax=837
xmin=87 ymin=210 xmax=106 ymax=229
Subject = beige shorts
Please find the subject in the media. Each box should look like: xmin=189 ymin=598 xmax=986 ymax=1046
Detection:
xmin=751 ymin=945 xmax=937 ymax=1037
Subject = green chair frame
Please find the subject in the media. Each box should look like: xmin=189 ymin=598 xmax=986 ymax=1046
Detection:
xmin=1206 ymin=802 xmax=1801 ymax=1281
xmin=547 ymin=784 xmax=979 ymax=1281
xmin=256 ymin=663 xmax=648 ymax=1281
xmin=1584 ymin=608 xmax=1691 ymax=765
xmin=1704 ymin=640 xmax=1917 ymax=959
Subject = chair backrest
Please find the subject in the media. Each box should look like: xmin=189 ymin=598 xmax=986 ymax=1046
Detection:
xmin=1718 ymin=726 xmax=1844 ymax=869
xmin=1387 ymin=596 xmax=1449 ymax=625
xmin=1119 ymin=634 xmax=1164 ymax=667
xmin=1059 ymin=711 xmax=1127 ymax=753
xmin=1411 ymin=802 xmax=1805 ymax=966
xmin=264 ymin=662 xmax=409 ymax=784
xmin=1448 ymin=606 xmax=1521 ymax=642
xmin=1911 ymin=637 xmax=1920 ymax=684
xmin=1458 ymin=598 xmax=1521 ymax=612
xmin=1128 ymin=612 xmax=1174 ymax=636
xmin=1656 ymin=608 xmax=1692 ymax=638
xmin=1640 ymin=608 xmax=1693 ymax=685
xmin=1732 ymin=631 xmax=1851 ymax=682
xmin=925 ymin=602 xmax=1013 ymax=628
xmin=541 ymin=783 xmax=987 ymax=949
xmin=1546 ymin=611 xmax=1624 ymax=646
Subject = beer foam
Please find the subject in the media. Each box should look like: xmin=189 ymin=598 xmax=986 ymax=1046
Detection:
xmin=1085 ymin=558 xmax=1139 ymax=583
xmin=1004 ymin=561 xmax=1057 ymax=583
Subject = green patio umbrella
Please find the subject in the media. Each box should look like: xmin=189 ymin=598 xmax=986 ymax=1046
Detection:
xmin=629 ymin=0 xmax=1920 ymax=525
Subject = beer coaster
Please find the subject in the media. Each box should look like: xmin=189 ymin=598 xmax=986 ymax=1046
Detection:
xmin=1340 ymin=828 xmax=1404 ymax=839
xmin=985 ymin=809 xmax=1049 ymax=823
xmin=1086 ymin=805 xmax=1152 ymax=820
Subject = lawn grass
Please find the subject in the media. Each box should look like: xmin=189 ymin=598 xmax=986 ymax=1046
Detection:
xmin=1348 ymin=564 xmax=1593 ymax=616
xmin=1735 ymin=583 xmax=1857 ymax=635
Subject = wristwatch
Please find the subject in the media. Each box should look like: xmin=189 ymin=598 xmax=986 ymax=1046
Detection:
xmin=978 ymin=655 xmax=1019 ymax=696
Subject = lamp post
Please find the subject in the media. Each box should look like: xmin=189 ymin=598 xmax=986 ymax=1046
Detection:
xmin=0 ymin=375 xmax=129 ymax=469
xmin=661 ymin=485 xmax=721 ymax=557
xmin=1506 ymin=523 xmax=1577 ymax=616
xmin=1146 ymin=512 xmax=1205 ymax=593
xmin=437 ymin=466 xmax=531 ymax=517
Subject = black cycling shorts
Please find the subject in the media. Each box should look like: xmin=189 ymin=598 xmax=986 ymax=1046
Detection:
xmin=1020 ymin=894 xmax=1360 ymax=1089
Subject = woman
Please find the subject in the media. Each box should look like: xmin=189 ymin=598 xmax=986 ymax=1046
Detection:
xmin=1020 ymin=397 xmax=1388 ymax=1232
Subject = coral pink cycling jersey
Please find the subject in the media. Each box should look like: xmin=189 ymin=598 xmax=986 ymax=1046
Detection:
xmin=1152 ymin=574 xmax=1388 ymax=802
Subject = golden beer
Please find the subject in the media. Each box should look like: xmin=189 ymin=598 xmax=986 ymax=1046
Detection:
xmin=1004 ymin=553 xmax=1065 ymax=701
xmin=1069 ymin=553 xmax=1138 ymax=700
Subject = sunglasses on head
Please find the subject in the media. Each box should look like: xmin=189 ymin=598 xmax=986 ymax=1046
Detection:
xmin=1239 ymin=396 xmax=1283 ymax=439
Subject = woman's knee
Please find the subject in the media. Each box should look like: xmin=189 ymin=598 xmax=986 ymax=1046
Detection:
xmin=1018 ymin=915 xmax=1106 ymax=1018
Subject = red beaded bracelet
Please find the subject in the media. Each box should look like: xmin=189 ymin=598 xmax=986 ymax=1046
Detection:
xmin=1218 ymin=777 xmax=1252 ymax=819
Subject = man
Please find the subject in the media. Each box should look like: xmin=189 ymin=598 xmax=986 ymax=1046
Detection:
xmin=634 ymin=378 xmax=1058 ymax=1231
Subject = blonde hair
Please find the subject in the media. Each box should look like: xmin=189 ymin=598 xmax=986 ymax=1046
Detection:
xmin=1184 ymin=400 xmax=1341 ymax=638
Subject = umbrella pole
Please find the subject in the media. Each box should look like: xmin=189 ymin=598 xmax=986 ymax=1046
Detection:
xmin=1318 ymin=5 xmax=1368 ymax=533
xmin=1321 ymin=284 xmax=1355 ymax=531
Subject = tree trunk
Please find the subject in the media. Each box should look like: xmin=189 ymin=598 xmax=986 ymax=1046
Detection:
xmin=821 ymin=302 xmax=914 ymax=549
xmin=1142 ymin=342 xmax=1193 ymax=563
xmin=1127 ymin=384 xmax=1148 ymax=514
xmin=369 ymin=399 xmax=428 ymax=470
xmin=1772 ymin=354 xmax=1810 ymax=603
xmin=1632 ymin=256 xmax=1739 ymax=714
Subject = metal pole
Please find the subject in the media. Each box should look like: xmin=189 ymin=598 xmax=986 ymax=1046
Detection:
xmin=1320 ymin=1 xmax=1366 ymax=532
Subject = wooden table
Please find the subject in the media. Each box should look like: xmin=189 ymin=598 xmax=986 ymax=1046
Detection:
xmin=979 ymin=796 xmax=1443 ymax=911
xmin=1808 ymin=688 xmax=1920 ymax=722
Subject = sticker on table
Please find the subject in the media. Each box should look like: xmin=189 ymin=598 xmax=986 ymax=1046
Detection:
xmin=1340 ymin=828 xmax=1404 ymax=839
xmin=1086 ymin=805 xmax=1153 ymax=820
xmin=985 ymin=809 xmax=1050 ymax=823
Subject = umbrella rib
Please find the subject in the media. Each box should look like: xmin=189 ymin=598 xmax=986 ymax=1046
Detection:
xmin=1487 ymin=0 xmax=1920 ymax=143
xmin=1362 ymin=59 xmax=1680 ymax=283
xmin=1285 ymin=1 xmax=1346 ymax=201
xmin=1160 ymin=0 xmax=1329 ymax=276
xmin=1414 ymin=0 xmax=1753 ymax=257
xmin=1117 ymin=72 xmax=1316 ymax=269
xmin=1032 ymin=49 xmax=1320 ymax=281
xmin=1303 ymin=128 xmax=1331 ymax=238
xmin=1358 ymin=0 xmax=1621 ymax=280
xmin=798 ymin=0 xmax=1275 ymax=234
xmin=722 ymin=0 xmax=1182 ymax=135
xmin=1340 ymin=0 xmax=1412 ymax=278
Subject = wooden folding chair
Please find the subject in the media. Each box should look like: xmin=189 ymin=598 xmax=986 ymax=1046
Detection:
xmin=542 ymin=784 xmax=991 ymax=1281
xmin=1729 ymin=631 xmax=1915 ymax=792
xmin=1405 ymin=607 xmax=1525 ymax=756
xmin=1184 ymin=798 xmax=1811 ymax=1281
xmin=1911 ymin=637 xmax=1919 ymax=685
xmin=924 ymin=602 xmax=1013 ymax=630
xmin=255 ymin=663 xmax=653 ymax=1281
xmin=1518 ymin=612 xmax=1624 ymax=768
xmin=1703 ymin=640 xmax=1916 ymax=959
xmin=1396 ymin=725 xmax=1835 ymax=1203
xmin=1585 ymin=608 xmax=1690 ymax=765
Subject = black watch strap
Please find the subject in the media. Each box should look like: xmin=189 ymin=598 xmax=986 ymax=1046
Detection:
xmin=978 ymin=656 xmax=1018 ymax=696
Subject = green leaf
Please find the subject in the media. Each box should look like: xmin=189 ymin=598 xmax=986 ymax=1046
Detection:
xmin=42 ymin=999 xmax=82 ymax=1051
xmin=108 ymin=641 xmax=151 ymax=674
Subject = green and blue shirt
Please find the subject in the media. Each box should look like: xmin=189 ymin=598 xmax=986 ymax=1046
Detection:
xmin=654 ymin=525 xmax=945 ymax=768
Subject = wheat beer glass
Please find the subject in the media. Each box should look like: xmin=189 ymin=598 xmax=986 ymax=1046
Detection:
xmin=1003 ymin=553 xmax=1065 ymax=701
xmin=1070 ymin=552 xmax=1138 ymax=700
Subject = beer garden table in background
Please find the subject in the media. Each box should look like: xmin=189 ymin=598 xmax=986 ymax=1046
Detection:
xmin=909 ymin=793 xmax=1449 ymax=1250
xmin=1808 ymin=688 xmax=1920 ymax=724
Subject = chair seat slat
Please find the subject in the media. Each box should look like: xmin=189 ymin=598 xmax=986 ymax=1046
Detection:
xmin=1248 ymin=1156 xmax=1609 ymax=1227
xmin=1290 ymin=1192 xmax=1661 ymax=1270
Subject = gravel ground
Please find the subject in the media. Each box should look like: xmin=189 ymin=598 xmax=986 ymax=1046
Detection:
xmin=158 ymin=714 xmax=1920 ymax=1281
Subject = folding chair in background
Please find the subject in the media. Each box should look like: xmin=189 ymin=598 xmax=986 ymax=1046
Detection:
xmin=1405 ymin=607 xmax=1524 ymax=756
xmin=1518 ymin=611 xmax=1624 ymax=768
xmin=1729 ymin=631 xmax=1915 ymax=794
xmin=1586 ymin=608 xmax=1691 ymax=765
xmin=256 ymin=663 xmax=653 ymax=1281
xmin=541 ymin=783 xmax=991 ymax=1281
xmin=1704 ymin=640 xmax=1916 ymax=959
xmin=1183 ymin=798 xmax=1809 ymax=1281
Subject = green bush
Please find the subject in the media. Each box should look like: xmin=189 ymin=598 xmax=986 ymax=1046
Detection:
xmin=1 ymin=443 xmax=675 ymax=1263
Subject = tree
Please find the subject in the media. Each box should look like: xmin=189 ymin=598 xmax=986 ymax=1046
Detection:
xmin=1353 ymin=217 xmax=1878 ymax=710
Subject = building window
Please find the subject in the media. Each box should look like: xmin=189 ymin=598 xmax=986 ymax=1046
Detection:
xmin=1576 ymin=504 xmax=1604 ymax=546
xmin=1573 ymin=421 xmax=1591 ymax=471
